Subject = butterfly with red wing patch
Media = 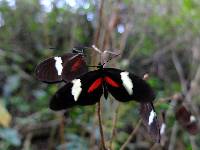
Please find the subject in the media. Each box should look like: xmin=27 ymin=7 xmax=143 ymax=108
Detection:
xmin=50 ymin=64 xmax=161 ymax=142
xmin=35 ymin=47 xmax=88 ymax=83
xmin=50 ymin=64 xmax=155 ymax=110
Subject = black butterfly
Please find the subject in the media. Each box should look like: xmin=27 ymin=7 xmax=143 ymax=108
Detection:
xmin=35 ymin=47 xmax=88 ymax=83
xmin=50 ymin=64 xmax=155 ymax=110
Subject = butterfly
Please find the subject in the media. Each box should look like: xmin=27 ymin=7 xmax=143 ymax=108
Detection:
xmin=175 ymin=104 xmax=199 ymax=135
xmin=50 ymin=64 xmax=155 ymax=110
xmin=35 ymin=47 xmax=88 ymax=83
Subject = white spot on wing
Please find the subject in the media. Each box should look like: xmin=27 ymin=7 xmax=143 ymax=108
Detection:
xmin=148 ymin=110 xmax=156 ymax=125
xmin=120 ymin=72 xmax=133 ymax=95
xmin=190 ymin=115 xmax=196 ymax=122
xmin=54 ymin=57 xmax=63 ymax=75
xmin=160 ymin=123 xmax=166 ymax=135
xmin=72 ymin=79 xmax=82 ymax=101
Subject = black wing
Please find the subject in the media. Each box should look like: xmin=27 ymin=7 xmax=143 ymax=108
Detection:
xmin=103 ymin=68 xmax=155 ymax=102
xmin=50 ymin=70 xmax=103 ymax=110
xmin=35 ymin=53 xmax=87 ymax=83
xmin=139 ymin=102 xmax=160 ymax=142
xmin=62 ymin=54 xmax=88 ymax=82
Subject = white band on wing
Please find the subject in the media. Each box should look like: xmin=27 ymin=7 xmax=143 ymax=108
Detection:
xmin=120 ymin=72 xmax=133 ymax=95
xmin=72 ymin=79 xmax=82 ymax=101
xmin=54 ymin=57 xmax=63 ymax=75
xmin=148 ymin=110 xmax=156 ymax=125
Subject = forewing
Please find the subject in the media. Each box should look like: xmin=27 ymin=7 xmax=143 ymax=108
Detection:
xmin=139 ymin=102 xmax=160 ymax=142
xmin=104 ymin=68 xmax=155 ymax=102
xmin=50 ymin=70 xmax=103 ymax=110
xmin=62 ymin=54 xmax=88 ymax=82
xmin=35 ymin=53 xmax=74 ymax=83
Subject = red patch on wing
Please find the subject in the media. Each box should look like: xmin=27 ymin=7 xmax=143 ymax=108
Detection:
xmin=104 ymin=76 xmax=120 ymax=87
xmin=71 ymin=59 xmax=83 ymax=72
xmin=88 ymin=78 xmax=103 ymax=93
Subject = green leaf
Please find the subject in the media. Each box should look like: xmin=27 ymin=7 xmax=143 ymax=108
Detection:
xmin=158 ymin=103 xmax=170 ymax=110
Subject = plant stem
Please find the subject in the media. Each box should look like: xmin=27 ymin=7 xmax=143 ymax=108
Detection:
xmin=120 ymin=119 xmax=142 ymax=150
xmin=97 ymin=101 xmax=106 ymax=150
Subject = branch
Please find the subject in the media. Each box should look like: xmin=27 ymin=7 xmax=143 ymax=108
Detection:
xmin=120 ymin=119 xmax=142 ymax=150
xmin=93 ymin=0 xmax=104 ymax=46
xmin=97 ymin=101 xmax=106 ymax=150
xmin=168 ymin=122 xmax=178 ymax=150
xmin=109 ymin=103 xmax=120 ymax=149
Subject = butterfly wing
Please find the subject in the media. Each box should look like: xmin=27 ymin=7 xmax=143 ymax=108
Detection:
xmin=139 ymin=102 xmax=160 ymax=142
xmin=62 ymin=54 xmax=88 ymax=82
xmin=175 ymin=105 xmax=199 ymax=135
xmin=104 ymin=68 xmax=155 ymax=102
xmin=50 ymin=70 xmax=103 ymax=110
xmin=35 ymin=53 xmax=87 ymax=83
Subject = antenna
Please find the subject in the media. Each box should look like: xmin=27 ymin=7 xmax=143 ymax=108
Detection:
xmin=92 ymin=45 xmax=102 ymax=54
xmin=72 ymin=46 xmax=91 ymax=54
xmin=91 ymin=45 xmax=121 ymax=66
xmin=102 ymin=52 xmax=121 ymax=66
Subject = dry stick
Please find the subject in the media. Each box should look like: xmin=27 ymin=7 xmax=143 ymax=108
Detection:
xmin=59 ymin=115 xmax=65 ymax=144
xmin=109 ymin=104 xmax=120 ymax=149
xmin=120 ymin=119 xmax=142 ymax=150
xmin=168 ymin=122 xmax=178 ymax=150
xmin=149 ymin=143 xmax=159 ymax=150
xmin=189 ymin=136 xmax=198 ymax=150
xmin=48 ymin=126 xmax=57 ymax=150
xmin=97 ymin=101 xmax=106 ymax=150
xmin=93 ymin=0 xmax=104 ymax=45
xmin=172 ymin=51 xmax=198 ymax=149
xmin=22 ymin=133 xmax=32 ymax=150
xmin=172 ymin=52 xmax=187 ymax=92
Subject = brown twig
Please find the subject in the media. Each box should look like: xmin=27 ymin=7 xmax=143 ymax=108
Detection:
xmin=150 ymin=143 xmax=160 ymax=150
xmin=172 ymin=51 xmax=187 ymax=92
xmin=22 ymin=133 xmax=32 ymax=150
xmin=59 ymin=115 xmax=65 ymax=144
xmin=109 ymin=103 xmax=120 ymax=149
xmin=93 ymin=0 xmax=104 ymax=46
xmin=97 ymin=101 xmax=106 ymax=150
xmin=168 ymin=122 xmax=178 ymax=150
xmin=189 ymin=136 xmax=198 ymax=150
xmin=120 ymin=119 xmax=142 ymax=150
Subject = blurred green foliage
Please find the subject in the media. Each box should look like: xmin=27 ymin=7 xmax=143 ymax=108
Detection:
xmin=0 ymin=0 xmax=200 ymax=149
